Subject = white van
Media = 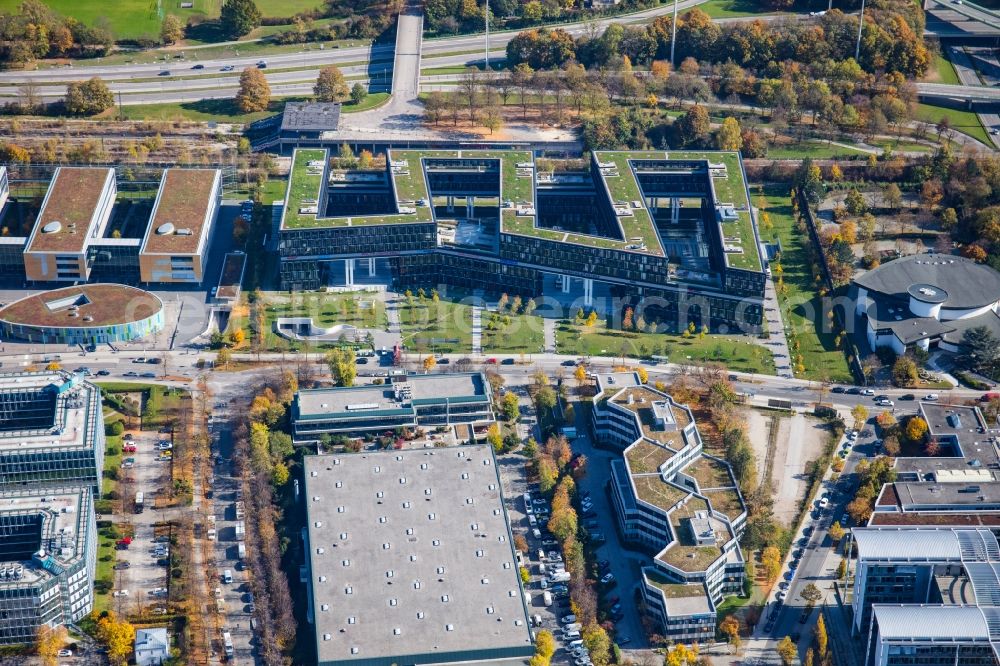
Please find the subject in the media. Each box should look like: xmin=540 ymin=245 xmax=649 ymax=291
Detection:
xmin=222 ymin=569 xmax=232 ymax=584
xmin=563 ymin=630 xmax=581 ymax=640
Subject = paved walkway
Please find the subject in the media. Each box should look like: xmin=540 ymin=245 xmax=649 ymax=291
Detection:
xmin=471 ymin=305 xmax=483 ymax=353
xmin=385 ymin=294 xmax=401 ymax=338
xmin=763 ymin=276 xmax=794 ymax=378
xmin=543 ymin=318 xmax=557 ymax=353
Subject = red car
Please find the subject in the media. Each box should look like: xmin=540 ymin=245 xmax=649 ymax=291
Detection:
xmin=123 ymin=445 xmax=137 ymax=453
xmin=485 ymin=358 xmax=498 ymax=364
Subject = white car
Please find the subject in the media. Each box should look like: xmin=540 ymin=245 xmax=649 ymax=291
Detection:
xmin=561 ymin=614 xmax=577 ymax=624
xmin=113 ymin=589 xmax=129 ymax=597
xmin=57 ymin=650 xmax=72 ymax=657
xmin=925 ymin=394 xmax=940 ymax=401
xmin=818 ymin=496 xmax=830 ymax=509
xmin=861 ymin=388 xmax=876 ymax=396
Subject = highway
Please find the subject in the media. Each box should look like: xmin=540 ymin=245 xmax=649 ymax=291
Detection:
xmin=0 ymin=0 xmax=794 ymax=105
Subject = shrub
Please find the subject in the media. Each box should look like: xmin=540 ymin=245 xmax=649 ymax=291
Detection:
xmin=105 ymin=421 xmax=125 ymax=436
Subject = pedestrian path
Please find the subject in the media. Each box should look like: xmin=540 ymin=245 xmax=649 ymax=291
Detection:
xmin=471 ymin=305 xmax=483 ymax=354
xmin=543 ymin=318 xmax=557 ymax=353
xmin=763 ymin=276 xmax=794 ymax=379
xmin=385 ymin=295 xmax=401 ymax=337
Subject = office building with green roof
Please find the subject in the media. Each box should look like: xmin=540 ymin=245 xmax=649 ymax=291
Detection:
xmin=278 ymin=148 xmax=766 ymax=333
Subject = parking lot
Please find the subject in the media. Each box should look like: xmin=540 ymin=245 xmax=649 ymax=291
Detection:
xmin=493 ymin=388 xmax=644 ymax=665
xmin=112 ymin=427 xmax=173 ymax=616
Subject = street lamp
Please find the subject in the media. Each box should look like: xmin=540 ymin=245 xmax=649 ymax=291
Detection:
xmin=484 ymin=0 xmax=491 ymax=72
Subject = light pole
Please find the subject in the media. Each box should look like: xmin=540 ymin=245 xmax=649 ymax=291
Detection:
xmin=485 ymin=0 xmax=490 ymax=72
xmin=855 ymin=0 xmax=866 ymax=62
xmin=670 ymin=0 xmax=679 ymax=70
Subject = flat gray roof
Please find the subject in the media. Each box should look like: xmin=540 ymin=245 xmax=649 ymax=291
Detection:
xmin=853 ymin=527 xmax=1000 ymax=562
xmin=873 ymin=604 xmax=991 ymax=641
xmin=0 ymin=371 xmax=102 ymax=452
xmin=281 ymin=102 xmax=342 ymax=132
xmin=303 ymin=445 xmax=532 ymax=665
xmin=297 ymin=373 xmax=488 ymax=418
xmin=894 ymin=481 xmax=1000 ymax=509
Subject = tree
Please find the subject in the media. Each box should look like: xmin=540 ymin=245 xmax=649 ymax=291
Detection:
xmin=216 ymin=346 xmax=231 ymax=368
xmin=776 ymin=636 xmax=798 ymax=666
xmin=574 ymin=364 xmax=588 ymax=386
xmin=582 ymin=623 xmax=611 ymax=666
xmin=325 ymin=349 xmax=357 ymax=387
xmin=676 ymin=104 xmax=711 ymax=146
xmin=905 ymin=416 xmax=928 ymax=443
xmin=883 ymin=435 xmax=900 ymax=457
xmin=535 ymin=630 xmax=556 ymax=659
xmin=828 ymin=521 xmax=845 ymax=543
xmin=958 ymin=326 xmax=1000 ymax=372
xmin=97 ymin=612 xmax=136 ymax=666
xmin=65 ymin=77 xmax=114 ymax=115
xmin=160 ymin=14 xmax=184 ymax=44
xmin=844 ymin=189 xmax=868 ymax=217
xmin=719 ymin=616 xmax=741 ymax=653
xmin=801 ymin=582 xmax=822 ymax=607
xmin=761 ymin=545 xmax=782 ymax=581
xmin=228 ymin=327 xmax=245 ymax=346
xmin=815 ymin=612 xmax=829 ymax=657
xmin=487 ymin=423 xmax=504 ymax=452
xmin=236 ymin=67 xmax=270 ymax=112
xmin=501 ymin=391 xmax=521 ymax=422
xmin=220 ymin=0 xmax=261 ymax=38
xmin=514 ymin=534 xmax=528 ymax=552
xmin=892 ymin=355 xmax=918 ymax=387
xmin=35 ymin=624 xmax=67 ymax=666
xmin=315 ymin=65 xmax=350 ymax=102
xmin=883 ymin=183 xmax=903 ymax=211
xmin=716 ymin=117 xmax=743 ymax=151
xmin=851 ymin=404 xmax=869 ymax=430
xmin=423 ymin=355 xmax=437 ymax=372
xmin=350 ymin=82 xmax=368 ymax=105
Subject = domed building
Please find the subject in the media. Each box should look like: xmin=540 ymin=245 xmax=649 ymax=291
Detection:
xmin=853 ymin=254 xmax=1000 ymax=354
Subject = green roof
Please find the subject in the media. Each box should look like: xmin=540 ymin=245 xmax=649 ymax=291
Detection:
xmin=279 ymin=148 xmax=761 ymax=273
xmin=282 ymin=148 xmax=327 ymax=229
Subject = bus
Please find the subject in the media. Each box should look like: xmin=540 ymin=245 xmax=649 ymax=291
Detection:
xmin=134 ymin=492 xmax=144 ymax=514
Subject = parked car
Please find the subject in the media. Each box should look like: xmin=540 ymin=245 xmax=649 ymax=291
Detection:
xmin=925 ymin=394 xmax=940 ymax=401
xmin=600 ymin=573 xmax=616 ymax=585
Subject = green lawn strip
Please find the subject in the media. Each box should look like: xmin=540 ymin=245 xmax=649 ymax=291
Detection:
xmin=765 ymin=141 xmax=870 ymax=160
xmin=340 ymin=91 xmax=390 ymax=113
xmin=117 ymin=95 xmax=304 ymax=122
xmin=758 ymin=185 xmax=852 ymax=382
xmin=481 ymin=313 xmax=545 ymax=353
xmin=399 ymin=300 xmax=472 ymax=354
xmin=230 ymin=178 xmax=288 ymax=205
xmin=699 ymin=0 xmax=777 ymax=18
xmin=284 ymin=148 xmax=327 ymax=227
xmin=931 ymin=52 xmax=962 ymax=85
xmin=256 ymin=291 xmax=386 ymax=349
xmin=555 ymin=321 xmax=776 ymax=374
xmin=915 ymin=103 xmax=991 ymax=146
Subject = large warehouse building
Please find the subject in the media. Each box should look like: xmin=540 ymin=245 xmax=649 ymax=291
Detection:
xmin=301 ymin=445 xmax=534 ymax=666
xmin=278 ymin=148 xmax=766 ymax=333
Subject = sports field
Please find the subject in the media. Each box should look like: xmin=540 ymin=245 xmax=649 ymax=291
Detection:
xmin=0 ymin=0 xmax=324 ymax=39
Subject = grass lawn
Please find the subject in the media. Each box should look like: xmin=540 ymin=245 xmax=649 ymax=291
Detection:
xmin=756 ymin=185 xmax=853 ymax=382
xmin=481 ymin=312 xmax=545 ymax=353
xmin=230 ymin=178 xmax=288 ymax=205
xmin=226 ymin=291 xmax=385 ymax=352
xmin=915 ymin=103 xmax=991 ymax=146
xmin=869 ymin=138 xmax=935 ymax=153
xmin=117 ymin=96 xmax=306 ymax=123
xmin=931 ymin=53 xmax=962 ymax=85
xmin=555 ymin=321 xmax=776 ymax=374
xmin=699 ymin=0 xmax=776 ymax=17
xmin=399 ymin=299 xmax=472 ymax=354
xmin=766 ymin=140 xmax=869 ymax=160
xmin=0 ymin=0 xmax=325 ymax=40
xmin=341 ymin=92 xmax=390 ymax=113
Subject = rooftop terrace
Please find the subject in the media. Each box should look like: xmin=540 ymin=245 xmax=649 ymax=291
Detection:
xmin=626 ymin=441 xmax=678 ymax=474
xmin=657 ymin=497 xmax=728 ymax=572
xmin=633 ymin=474 xmax=689 ymax=513
xmin=643 ymin=568 xmax=714 ymax=616
xmin=282 ymin=149 xmax=329 ymax=229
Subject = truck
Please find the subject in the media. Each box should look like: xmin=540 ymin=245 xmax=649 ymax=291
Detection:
xmin=134 ymin=492 xmax=144 ymax=514
xmin=223 ymin=632 xmax=234 ymax=658
xmin=238 ymin=542 xmax=246 ymax=560
xmin=235 ymin=521 xmax=245 ymax=539
xmin=542 ymin=591 xmax=553 ymax=607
